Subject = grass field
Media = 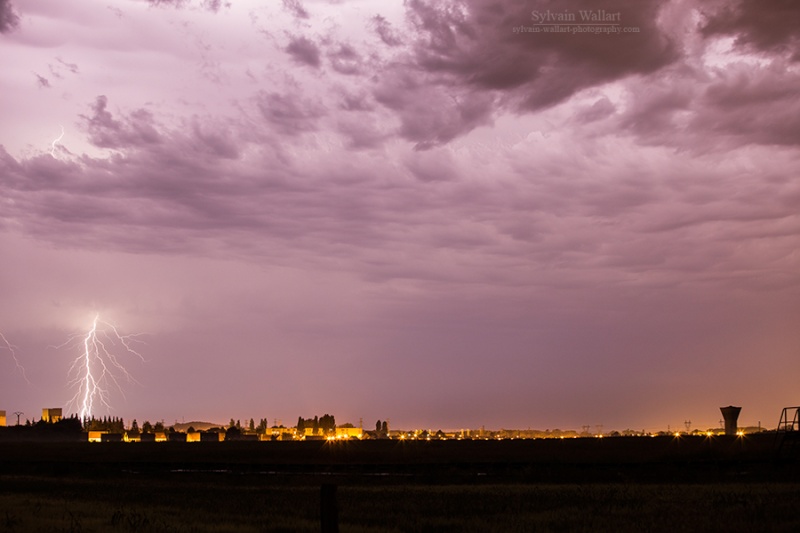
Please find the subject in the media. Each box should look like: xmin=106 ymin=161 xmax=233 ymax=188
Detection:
xmin=3 ymin=475 xmax=800 ymax=532
xmin=2 ymin=435 xmax=800 ymax=532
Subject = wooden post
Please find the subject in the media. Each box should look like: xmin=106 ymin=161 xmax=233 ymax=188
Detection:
xmin=320 ymin=484 xmax=338 ymax=533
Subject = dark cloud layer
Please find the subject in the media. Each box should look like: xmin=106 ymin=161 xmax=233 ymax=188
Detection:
xmin=328 ymin=44 xmax=362 ymax=75
xmin=0 ymin=0 xmax=19 ymax=33
xmin=81 ymin=96 xmax=161 ymax=149
xmin=256 ymin=91 xmax=325 ymax=136
xmin=699 ymin=65 xmax=800 ymax=146
xmin=702 ymin=0 xmax=800 ymax=60
xmin=406 ymin=0 xmax=677 ymax=106
xmin=372 ymin=15 xmax=402 ymax=47
xmin=369 ymin=0 xmax=679 ymax=147
xmin=282 ymin=0 xmax=309 ymax=20
xmin=286 ymin=36 xmax=321 ymax=68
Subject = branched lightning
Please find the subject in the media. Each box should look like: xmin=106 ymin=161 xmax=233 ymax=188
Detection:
xmin=1 ymin=332 xmax=29 ymax=383
xmin=54 ymin=314 xmax=146 ymax=419
xmin=50 ymin=125 xmax=65 ymax=157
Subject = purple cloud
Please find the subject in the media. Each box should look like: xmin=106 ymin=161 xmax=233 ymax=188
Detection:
xmin=286 ymin=36 xmax=321 ymax=68
xmin=35 ymin=73 xmax=51 ymax=89
xmin=374 ymin=71 xmax=495 ymax=149
xmin=702 ymin=0 xmax=800 ymax=60
xmin=145 ymin=0 xmax=189 ymax=8
xmin=575 ymin=97 xmax=616 ymax=124
xmin=256 ymin=91 xmax=325 ymax=136
xmin=365 ymin=0 xmax=679 ymax=147
xmin=698 ymin=64 xmax=800 ymax=146
xmin=191 ymin=120 xmax=239 ymax=160
xmin=0 ymin=0 xmax=19 ymax=33
xmin=328 ymin=44 xmax=362 ymax=75
xmin=81 ymin=96 xmax=161 ymax=149
xmin=406 ymin=0 xmax=677 ymax=105
xmin=372 ymin=15 xmax=402 ymax=47
xmin=282 ymin=0 xmax=309 ymax=20
xmin=1 ymin=0 xmax=799 ymax=432
xmin=616 ymin=56 xmax=800 ymax=150
xmin=144 ymin=0 xmax=227 ymax=12
xmin=56 ymin=57 xmax=79 ymax=74
xmin=201 ymin=0 xmax=227 ymax=13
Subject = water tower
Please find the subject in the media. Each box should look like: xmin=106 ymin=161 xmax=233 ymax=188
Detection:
xmin=720 ymin=406 xmax=741 ymax=436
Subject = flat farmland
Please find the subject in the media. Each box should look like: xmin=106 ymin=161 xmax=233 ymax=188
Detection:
xmin=2 ymin=435 xmax=800 ymax=532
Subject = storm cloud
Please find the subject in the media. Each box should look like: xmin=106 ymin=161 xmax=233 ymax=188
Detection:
xmin=1 ymin=0 xmax=798 ymax=432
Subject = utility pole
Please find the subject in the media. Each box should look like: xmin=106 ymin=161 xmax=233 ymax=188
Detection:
xmin=13 ymin=411 xmax=23 ymax=425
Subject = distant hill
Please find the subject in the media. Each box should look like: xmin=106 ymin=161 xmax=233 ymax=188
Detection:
xmin=171 ymin=421 xmax=223 ymax=432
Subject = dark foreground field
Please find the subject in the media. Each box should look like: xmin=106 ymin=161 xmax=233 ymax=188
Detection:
xmin=2 ymin=434 xmax=800 ymax=532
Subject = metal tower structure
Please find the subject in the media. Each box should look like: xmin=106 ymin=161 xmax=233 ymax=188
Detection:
xmin=775 ymin=406 xmax=800 ymax=456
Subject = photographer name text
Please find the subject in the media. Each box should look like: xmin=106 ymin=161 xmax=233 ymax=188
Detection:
xmin=531 ymin=10 xmax=622 ymax=24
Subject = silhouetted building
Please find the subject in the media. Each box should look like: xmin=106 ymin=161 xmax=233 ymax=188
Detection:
xmin=720 ymin=406 xmax=741 ymax=436
xmin=42 ymin=408 xmax=62 ymax=423
xmin=101 ymin=433 xmax=124 ymax=443
xmin=168 ymin=431 xmax=187 ymax=442
xmin=200 ymin=431 xmax=223 ymax=442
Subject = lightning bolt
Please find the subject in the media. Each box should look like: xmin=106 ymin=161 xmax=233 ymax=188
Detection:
xmin=1 ymin=332 xmax=29 ymax=383
xmin=50 ymin=125 xmax=65 ymax=157
xmin=53 ymin=314 xmax=146 ymax=419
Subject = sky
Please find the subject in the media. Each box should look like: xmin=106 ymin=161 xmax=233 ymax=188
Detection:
xmin=1 ymin=0 xmax=799 ymax=432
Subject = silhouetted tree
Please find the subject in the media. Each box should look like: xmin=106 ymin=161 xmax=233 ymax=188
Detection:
xmin=249 ymin=418 xmax=255 ymax=431
xmin=142 ymin=420 xmax=153 ymax=433
xmin=154 ymin=421 xmax=165 ymax=432
xmin=229 ymin=418 xmax=236 ymax=428
xmin=319 ymin=414 xmax=336 ymax=433
xmin=225 ymin=425 xmax=242 ymax=441
xmin=381 ymin=421 xmax=388 ymax=435
xmin=57 ymin=416 xmax=83 ymax=433
xmin=297 ymin=414 xmax=337 ymax=435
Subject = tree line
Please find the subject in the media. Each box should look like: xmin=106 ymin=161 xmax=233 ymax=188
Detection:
xmin=296 ymin=414 xmax=336 ymax=434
